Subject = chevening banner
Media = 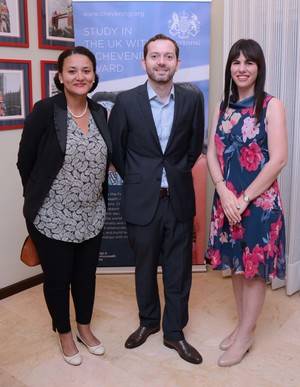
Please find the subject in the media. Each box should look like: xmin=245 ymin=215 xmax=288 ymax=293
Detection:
xmin=72 ymin=0 xmax=211 ymax=268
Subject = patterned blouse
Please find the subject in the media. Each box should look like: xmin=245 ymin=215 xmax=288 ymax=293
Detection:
xmin=34 ymin=113 xmax=107 ymax=243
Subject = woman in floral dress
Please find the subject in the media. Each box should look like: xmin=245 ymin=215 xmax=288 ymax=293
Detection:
xmin=207 ymin=39 xmax=287 ymax=367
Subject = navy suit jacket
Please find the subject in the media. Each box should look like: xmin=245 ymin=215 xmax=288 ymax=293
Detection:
xmin=109 ymin=82 xmax=204 ymax=225
xmin=17 ymin=92 xmax=112 ymax=223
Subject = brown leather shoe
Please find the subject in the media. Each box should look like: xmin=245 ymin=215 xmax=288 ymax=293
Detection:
xmin=164 ymin=339 xmax=203 ymax=364
xmin=125 ymin=326 xmax=160 ymax=349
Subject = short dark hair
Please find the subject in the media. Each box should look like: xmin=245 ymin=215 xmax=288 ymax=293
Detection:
xmin=54 ymin=46 xmax=99 ymax=93
xmin=223 ymin=39 xmax=266 ymax=122
xmin=143 ymin=34 xmax=179 ymax=59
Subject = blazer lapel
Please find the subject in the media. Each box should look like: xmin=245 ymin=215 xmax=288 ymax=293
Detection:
xmin=165 ymin=84 xmax=182 ymax=152
xmin=53 ymin=95 xmax=68 ymax=154
xmin=137 ymin=83 xmax=162 ymax=151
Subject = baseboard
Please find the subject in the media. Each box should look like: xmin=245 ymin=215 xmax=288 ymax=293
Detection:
xmin=0 ymin=264 xmax=208 ymax=299
xmin=96 ymin=264 xmax=207 ymax=274
xmin=0 ymin=274 xmax=44 ymax=300
xmin=286 ymin=258 xmax=300 ymax=295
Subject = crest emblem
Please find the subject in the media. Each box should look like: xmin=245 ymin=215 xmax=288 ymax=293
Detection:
xmin=168 ymin=11 xmax=200 ymax=39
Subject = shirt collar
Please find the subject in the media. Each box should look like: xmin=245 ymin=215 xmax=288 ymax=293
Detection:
xmin=147 ymin=81 xmax=175 ymax=102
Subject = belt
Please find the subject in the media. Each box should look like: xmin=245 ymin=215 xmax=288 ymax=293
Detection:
xmin=159 ymin=188 xmax=169 ymax=198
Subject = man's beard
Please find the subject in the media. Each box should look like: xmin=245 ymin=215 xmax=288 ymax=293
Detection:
xmin=147 ymin=66 xmax=175 ymax=84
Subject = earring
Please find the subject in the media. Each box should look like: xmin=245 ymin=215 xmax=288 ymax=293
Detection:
xmin=60 ymin=81 xmax=63 ymax=84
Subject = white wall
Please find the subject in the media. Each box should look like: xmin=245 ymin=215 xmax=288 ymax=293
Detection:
xmin=0 ymin=1 xmax=61 ymax=288
xmin=205 ymin=0 xmax=224 ymax=237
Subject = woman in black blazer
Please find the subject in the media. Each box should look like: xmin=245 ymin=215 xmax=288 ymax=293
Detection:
xmin=17 ymin=46 xmax=112 ymax=366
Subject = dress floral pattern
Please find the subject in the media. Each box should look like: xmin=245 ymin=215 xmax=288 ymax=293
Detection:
xmin=207 ymin=94 xmax=286 ymax=281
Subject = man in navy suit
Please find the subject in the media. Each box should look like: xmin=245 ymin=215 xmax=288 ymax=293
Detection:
xmin=109 ymin=34 xmax=204 ymax=364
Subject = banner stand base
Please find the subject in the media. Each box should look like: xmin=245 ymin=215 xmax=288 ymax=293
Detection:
xmin=96 ymin=264 xmax=207 ymax=275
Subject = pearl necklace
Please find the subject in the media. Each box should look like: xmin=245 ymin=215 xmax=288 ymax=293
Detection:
xmin=67 ymin=101 xmax=88 ymax=118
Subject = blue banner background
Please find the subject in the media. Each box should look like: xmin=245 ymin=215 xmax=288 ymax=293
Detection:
xmin=73 ymin=1 xmax=211 ymax=267
xmin=74 ymin=2 xmax=210 ymax=80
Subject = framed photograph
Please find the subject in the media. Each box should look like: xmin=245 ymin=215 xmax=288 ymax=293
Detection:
xmin=37 ymin=0 xmax=74 ymax=50
xmin=0 ymin=59 xmax=32 ymax=130
xmin=0 ymin=0 xmax=29 ymax=47
xmin=41 ymin=60 xmax=60 ymax=98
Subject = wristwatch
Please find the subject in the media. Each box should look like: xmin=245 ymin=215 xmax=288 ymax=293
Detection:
xmin=243 ymin=193 xmax=250 ymax=203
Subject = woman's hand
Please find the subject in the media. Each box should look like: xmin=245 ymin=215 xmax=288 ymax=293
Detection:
xmin=236 ymin=195 xmax=249 ymax=216
xmin=108 ymin=163 xmax=116 ymax=172
xmin=217 ymin=183 xmax=242 ymax=224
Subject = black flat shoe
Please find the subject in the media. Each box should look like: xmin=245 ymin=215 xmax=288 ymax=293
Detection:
xmin=125 ymin=326 xmax=160 ymax=349
xmin=164 ymin=338 xmax=203 ymax=364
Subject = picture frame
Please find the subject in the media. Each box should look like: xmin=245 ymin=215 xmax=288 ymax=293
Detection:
xmin=0 ymin=0 xmax=29 ymax=47
xmin=40 ymin=60 xmax=60 ymax=99
xmin=0 ymin=59 xmax=32 ymax=130
xmin=37 ymin=0 xmax=74 ymax=50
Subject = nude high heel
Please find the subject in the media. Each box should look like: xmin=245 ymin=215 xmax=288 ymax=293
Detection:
xmin=219 ymin=329 xmax=238 ymax=351
xmin=219 ymin=325 xmax=256 ymax=351
xmin=217 ymin=337 xmax=254 ymax=367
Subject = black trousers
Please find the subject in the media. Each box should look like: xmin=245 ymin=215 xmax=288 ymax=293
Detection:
xmin=127 ymin=196 xmax=193 ymax=341
xmin=27 ymin=221 xmax=102 ymax=333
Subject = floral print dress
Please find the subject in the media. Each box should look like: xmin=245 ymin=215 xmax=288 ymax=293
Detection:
xmin=207 ymin=94 xmax=286 ymax=282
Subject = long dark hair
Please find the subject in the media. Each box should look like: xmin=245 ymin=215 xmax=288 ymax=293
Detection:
xmin=54 ymin=46 xmax=99 ymax=93
xmin=222 ymin=39 xmax=266 ymax=122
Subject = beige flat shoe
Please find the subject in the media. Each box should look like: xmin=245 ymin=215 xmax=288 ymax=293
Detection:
xmin=77 ymin=334 xmax=105 ymax=356
xmin=58 ymin=335 xmax=82 ymax=366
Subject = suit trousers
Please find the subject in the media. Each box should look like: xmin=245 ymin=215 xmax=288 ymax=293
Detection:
xmin=27 ymin=221 xmax=102 ymax=333
xmin=127 ymin=196 xmax=193 ymax=341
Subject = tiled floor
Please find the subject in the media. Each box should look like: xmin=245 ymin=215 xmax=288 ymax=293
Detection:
xmin=0 ymin=270 xmax=299 ymax=387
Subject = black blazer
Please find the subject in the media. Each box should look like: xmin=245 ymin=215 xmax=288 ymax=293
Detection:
xmin=17 ymin=92 xmax=112 ymax=223
xmin=109 ymin=82 xmax=204 ymax=225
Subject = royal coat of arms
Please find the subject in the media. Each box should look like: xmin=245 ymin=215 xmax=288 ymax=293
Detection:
xmin=168 ymin=11 xmax=200 ymax=39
